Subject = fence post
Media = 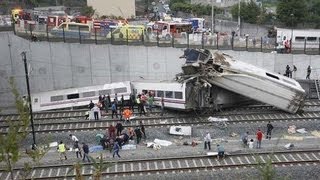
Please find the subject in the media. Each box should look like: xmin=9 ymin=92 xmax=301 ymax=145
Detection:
xmin=169 ymin=33 xmax=173 ymax=47
xmin=201 ymin=32 xmax=204 ymax=49
xmin=304 ymin=39 xmax=306 ymax=54
xmin=261 ymin=37 xmax=263 ymax=52
xmin=126 ymin=29 xmax=129 ymax=45
xmin=111 ymin=29 xmax=114 ymax=44
xmin=141 ymin=31 xmax=144 ymax=45
xmin=46 ymin=24 xmax=49 ymax=41
xmin=78 ymin=26 xmax=82 ymax=44
xmin=245 ymin=35 xmax=248 ymax=51
xmin=216 ymin=32 xmax=219 ymax=50
xmin=12 ymin=21 xmax=16 ymax=35
xmin=318 ymin=38 xmax=320 ymax=55
xmin=62 ymin=26 xmax=66 ymax=43
xmin=274 ymin=37 xmax=277 ymax=52
xmin=187 ymin=33 xmax=189 ymax=48
xmin=29 ymin=24 xmax=33 ymax=39
xmin=94 ymin=28 xmax=97 ymax=45
xmin=157 ymin=31 xmax=159 ymax=47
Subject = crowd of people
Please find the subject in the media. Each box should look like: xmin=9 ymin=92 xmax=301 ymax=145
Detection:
xmin=283 ymin=64 xmax=312 ymax=79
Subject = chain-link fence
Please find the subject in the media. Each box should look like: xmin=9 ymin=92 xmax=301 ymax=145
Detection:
xmin=12 ymin=23 xmax=320 ymax=55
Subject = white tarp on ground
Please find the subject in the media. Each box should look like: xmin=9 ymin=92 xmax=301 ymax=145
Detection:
xmin=207 ymin=152 xmax=218 ymax=156
xmin=122 ymin=144 xmax=137 ymax=150
xmin=296 ymin=128 xmax=308 ymax=134
xmin=208 ymin=117 xmax=228 ymax=122
xmin=49 ymin=142 xmax=58 ymax=147
xmin=154 ymin=139 xmax=172 ymax=146
xmin=169 ymin=126 xmax=192 ymax=136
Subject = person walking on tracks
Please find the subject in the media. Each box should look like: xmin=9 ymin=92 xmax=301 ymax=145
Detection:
xmin=266 ymin=121 xmax=274 ymax=140
xmin=256 ymin=129 xmax=263 ymax=149
xmin=217 ymin=144 xmax=225 ymax=160
xmin=204 ymin=132 xmax=212 ymax=150
xmin=113 ymin=141 xmax=121 ymax=158
xmin=82 ymin=142 xmax=91 ymax=162
xmin=92 ymin=105 xmax=100 ymax=120
xmin=139 ymin=121 xmax=146 ymax=139
xmin=160 ymin=96 xmax=164 ymax=116
xmin=306 ymin=65 xmax=311 ymax=79
xmin=111 ymin=102 xmax=118 ymax=119
xmin=134 ymin=126 xmax=142 ymax=144
xmin=115 ymin=121 xmax=124 ymax=136
xmin=57 ymin=141 xmax=68 ymax=161
xmin=73 ymin=141 xmax=82 ymax=159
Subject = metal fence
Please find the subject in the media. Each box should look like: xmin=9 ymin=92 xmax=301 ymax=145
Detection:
xmin=11 ymin=24 xmax=320 ymax=55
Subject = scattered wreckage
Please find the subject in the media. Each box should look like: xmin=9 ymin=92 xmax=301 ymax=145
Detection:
xmin=176 ymin=49 xmax=306 ymax=114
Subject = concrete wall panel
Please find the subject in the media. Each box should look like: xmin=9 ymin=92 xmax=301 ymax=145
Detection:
xmin=109 ymin=45 xmax=130 ymax=82
xmin=128 ymin=46 xmax=148 ymax=81
xmin=90 ymin=45 xmax=111 ymax=85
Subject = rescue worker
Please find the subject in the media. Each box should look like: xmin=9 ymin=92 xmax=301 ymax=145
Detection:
xmin=217 ymin=144 xmax=225 ymax=160
xmin=128 ymin=127 xmax=135 ymax=140
xmin=113 ymin=141 xmax=121 ymax=158
xmin=266 ymin=121 xmax=274 ymax=140
xmin=73 ymin=141 xmax=82 ymax=159
xmin=241 ymin=132 xmax=249 ymax=147
xmin=115 ymin=121 xmax=123 ymax=136
xmin=306 ymin=65 xmax=311 ymax=79
xmin=57 ymin=141 xmax=68 ymax=161
xmin=123 ymin=107 xmax=132 ymax=123
xmin=82 ymin=142 xmax=90 ymax=162
xmin=111 ymin=102 xmax=118 ymax=119
xmin=147 ymin=92 xmax=154 ymax=112
xmin=139 ymin=121 xmax=146 ymax=139
xmin=160 ymin=96 xmax=164 ymax=116
xmin=92 ymin=104 xmax=100 ymax=120
xmin=134 ymin=126 xmax=142 ymax=144
xmin=129 ymin=93 xmax=135 ymax=112
xmin=108 ymin=125 xmax=116 ymax=139
xmin=120 ymin=95 xmax=125 ymax=112
xmin=204 ymin=132 xmax=212 ymax=150
xmin=256 ymin=129 xmax=263 ymax=149
xmin=89 ymin=100 xmax=94 ymax=110
xmin=69 ymin=134 xmax=79 ymax=143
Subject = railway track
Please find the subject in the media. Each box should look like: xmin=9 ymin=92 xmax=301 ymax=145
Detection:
xmin=0 ymin=110 xmax=319 ymax=134
xmin=1 ymin=100 xmax=320 ymax=122
xmin=0 ymin=149 xmax=319 ymax=179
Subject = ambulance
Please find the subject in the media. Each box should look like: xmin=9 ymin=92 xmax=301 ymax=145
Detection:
xmin=108 ymin=25 xmax=145 ymax=41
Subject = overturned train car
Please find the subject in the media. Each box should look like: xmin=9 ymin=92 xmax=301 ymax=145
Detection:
xmin=177 ymin=49 xmax=305 ymax=114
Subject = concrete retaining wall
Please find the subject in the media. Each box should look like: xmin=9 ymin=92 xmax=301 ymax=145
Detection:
xmin=1 ymin=32 xmax=319 ymax=109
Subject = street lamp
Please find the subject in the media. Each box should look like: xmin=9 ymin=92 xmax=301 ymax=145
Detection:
xmin=21 ymin=52 xmax=36 ymax=149
xmin=211 ymin=0 xmax=215 ymax=33
xmin=238 ymin=0 xmax=241 ymax=36
xmin=290 ymin=13 xmax=294 ymax=51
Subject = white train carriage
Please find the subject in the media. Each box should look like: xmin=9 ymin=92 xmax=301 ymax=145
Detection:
xmin=276 ymin=28 xmax=320 ymax=49
xmin=132 ymin=81 xmax=187 ymax=110
xmin=31 ymin=81 xmax=132 ymax=112
xmin=132 ymin=81 xmax=252 ymax=111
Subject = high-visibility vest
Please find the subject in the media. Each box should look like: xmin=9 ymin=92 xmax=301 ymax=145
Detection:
xmin=136 ymin=98 xmax=140 ymax=104
xmin=58 ymin=144 xmax=66 ymax=153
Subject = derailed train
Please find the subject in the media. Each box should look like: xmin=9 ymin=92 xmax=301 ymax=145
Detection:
xmin=177 ymin=49 xmax=306 ymax=113
xmin=31 ymin=48 xmax=305 ymax=113
xmin=31 ymin=80 xmax=251 ymax=112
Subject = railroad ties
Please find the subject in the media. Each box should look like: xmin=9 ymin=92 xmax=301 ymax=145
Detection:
xmin=0 ymin=150 xmax=319 ymax=179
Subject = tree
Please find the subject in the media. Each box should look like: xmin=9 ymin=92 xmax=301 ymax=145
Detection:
xmin=80 ymin=6 xmax=95 ymax=17
xmin=0 ymin=77 xmax=30 ymax=180
xmin=231 ymin=0 xmax=265 ymax=24
xmin=276 ymin=0 xmax=308 ymax=27
xmin=89 ymin=154 xmax=114 ymax=180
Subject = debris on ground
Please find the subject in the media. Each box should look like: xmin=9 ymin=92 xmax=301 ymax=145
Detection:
xmin=230 ymin=132 xmax=238 ymax=137
xmin=283 ymin=135 xmax=303 ymax=141
xmin=169 ymin=126 xmax=192 ymax=136
xmin=49 ymin=142 xmax=58 ymax=147
xmin=284 ymin=143 xmax=294 ymax=150
xmin=154 ymin=139 xmax=172 ymax=146
xmin=288 ymin=125 xmax=296 ymax=134
xmin=296 ymin=128 xmax=308 ymax=134
xmin=311 ymin=130 xmax=320 ymax=137
xmin=89 ymin=145 xmax=103 ymax=153
xmin=146 ymin=142 xmax=161 ymax=150
xmin=208 ymin=117 xmax=228 ymax=122
xmin=207 ymin=152 xmax=218 ymax=156
xmin=122 ymin=144 xmax=136 ymax=150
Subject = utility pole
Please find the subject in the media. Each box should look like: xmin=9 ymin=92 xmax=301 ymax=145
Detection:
xmin=211 ymin=0 xmax=215 ymax=33
xmin=238 ymin=0 xmax=241 ymax=36
xmin=21 ymin=52 xmax=36 ymax=149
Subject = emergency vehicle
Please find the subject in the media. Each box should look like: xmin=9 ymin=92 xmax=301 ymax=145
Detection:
xmin=187 ymin=18 xmax=205 ymax=33
xmin=152 ymin=21 xmax=192 ymax=40
xmin=50 ymin=22 xmax=91 ymax=38
xmin=47 ymin=15 xmax=69 ymax=28
xmin=107 ymin=25 xmax=145 ymax=41
xmin=11 ymin=8 xmax=32 ymax=24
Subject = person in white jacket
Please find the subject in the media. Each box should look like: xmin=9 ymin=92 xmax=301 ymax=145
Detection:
xmin=204 ymin=132 xmax=212 ymax=150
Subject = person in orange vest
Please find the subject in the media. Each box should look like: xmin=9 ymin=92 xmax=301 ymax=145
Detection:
xmin=123 ymin=107 xmax=132 ymax=123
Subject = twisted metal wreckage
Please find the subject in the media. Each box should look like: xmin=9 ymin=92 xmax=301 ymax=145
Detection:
xmin=175 ymin=49 xmax=305 ymax=114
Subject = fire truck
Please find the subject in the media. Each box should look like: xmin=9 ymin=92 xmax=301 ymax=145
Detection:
xmin=152 ymin=21 xmax=192 ymax=40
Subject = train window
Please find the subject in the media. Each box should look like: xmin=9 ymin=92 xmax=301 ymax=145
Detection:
xmin=307 ymin=37 xmax=317 ymax=41
xmin=83 ymin=91 xmax=96 ymax=97
xmin=99 ymin=89 xmax=111 ymax=95
xmin=67 ymin=93 xmax=79 ymax=99
xmin=295 ymin=36 xmax=305 ymax=41
xmin=156 ymin=91 xmax=164 ymax=97
xmin=165 ymin=91 xmax=173 ymax=98
xmin=50 ymin=95 xmax=63 ymax=102
xmin=142 ymin=89 xmax=148 ymax=94
xmin=34 ymin=98 xmax=38 ymax=103
xmin=266 ymin=73 xmax=279 ymax=80
xmin=114 ymin=87 xmax=127 ymax=94
xmin=174 ymin=92 xmax=183 ymax=99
